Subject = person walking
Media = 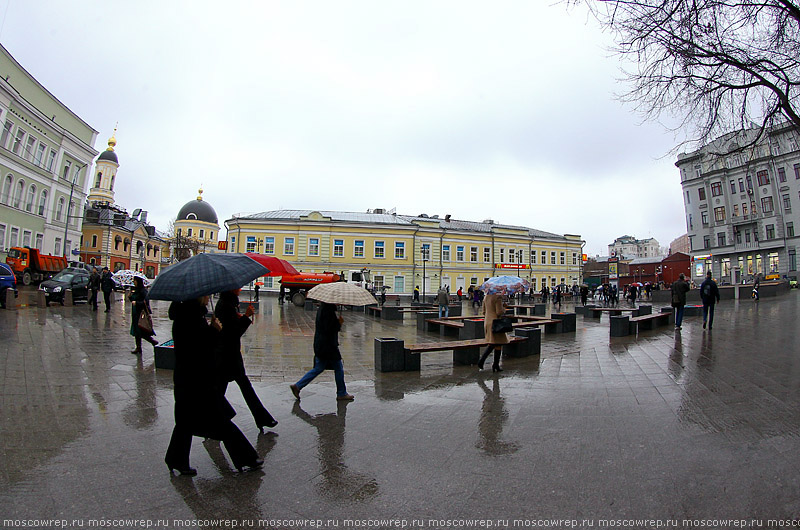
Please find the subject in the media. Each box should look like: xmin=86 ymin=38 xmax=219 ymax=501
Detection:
xmin=130 ymin=276 xmax=158 ymax=354
xmin=101 ymin=267 xmax=114 ymax=312
xmin=165 ymin=296 xmax=263 ymax=476
xmin=457 ymin=287 xmax=463 ymax=301
xmin=580 ymin=284 xmax=588 ymax=306
xmin=413 ymin=286 xmax=420 ymax=302
xmin=215 ymin=289 xmax=278 ymax=433
xmin=671 ymin=273 xmax=691 ymax=330
xmin=700 ymin=271 xmax=720 ymax=330
xmin=290 ymin=303 xmax=355 ymax=402
xmin=478 ymin=293 xmax=508 ymax=372
xmin=253 ymin=283 xmax=260 ymax=302
xmin=437 ymin=287 xmax=450 ymax=318
xmin=278 ymin=284 xmax=286 ymax=304
xmin=88 ymin=267 xmax=101 ymax=311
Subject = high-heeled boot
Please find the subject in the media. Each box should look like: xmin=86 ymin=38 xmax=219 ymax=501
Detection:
xmin=131 ymin=337 xmax=142 ymax=354
xmin=477 ymin=346 xmax=493 ymax=370
xmin=492 ymin=350 xmax=503 ymax=372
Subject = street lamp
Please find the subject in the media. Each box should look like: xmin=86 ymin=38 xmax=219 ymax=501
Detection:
xmin=422 ymin=257 xmax=428 ymax=303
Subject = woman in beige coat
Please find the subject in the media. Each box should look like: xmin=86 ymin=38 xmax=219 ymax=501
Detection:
xmin=480 ymin=293 xmax=509 ymax=372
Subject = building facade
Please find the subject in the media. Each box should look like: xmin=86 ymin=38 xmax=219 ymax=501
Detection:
xmin=224 ymin=209 xmax=584 ymax=296
xmin=0 ymin=44 xmax=98 ymax=261
xmin=676 ymin=123 xmax=800 ymax=284
xmin=169 ymin=188 xmax=221 ymax=262
xmin=608 ymin=235 xmax=661 ymax=259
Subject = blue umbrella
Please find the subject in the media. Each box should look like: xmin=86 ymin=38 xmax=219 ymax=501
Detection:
xmin=148 ymin=253 xmax=269 ymax=301
xmin=479 ymin=275 xmax=531 ymax=295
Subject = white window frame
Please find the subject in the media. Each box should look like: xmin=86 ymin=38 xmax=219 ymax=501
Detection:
xmin=308 ymin=238 xmax=320 ymax=256
xmin=264 ymin=237 xmax=274 ymax=254
xmin=457 ymin=246 xmax=465 ymax=262
xmin=374 ymin=240 xmax=385 ymax=259
xmin=333 ymin=239 xmax=344 ymax=257
xmin=470 ymin=246 xmax=478 ymax=262
xmin=354 ymin=240 xmax=365 ymax=258
xmin=395 ymin=241 xmax=405 ymax=259
xmin=442 ymin=244 xmax=450 ymax=262
xmin=284 ymin=237 xmax=295 ymax=255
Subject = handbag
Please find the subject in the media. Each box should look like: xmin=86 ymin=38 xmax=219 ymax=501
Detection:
xmin=491 ymin=317 xmax=513 ymax=333
xmin=138 ymin=308 xmax=154 ymax=335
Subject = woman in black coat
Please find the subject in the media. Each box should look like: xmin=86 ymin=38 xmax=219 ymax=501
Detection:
xmin=215 ymin=289 xmax=277 ymax=432
xmin=289 ymin=302 xmax=354 ymax=401
xmin=129 ymin=276 xmax=157 ymax=354
xmin=164 ymin=296 xmax=262 ymax=476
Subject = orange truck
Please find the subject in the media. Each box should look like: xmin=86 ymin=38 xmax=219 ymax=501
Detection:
xmin=280 ymin=268 xmax=371 ymax=306
xmin=5 ymin=247 xmax=68 ymax=285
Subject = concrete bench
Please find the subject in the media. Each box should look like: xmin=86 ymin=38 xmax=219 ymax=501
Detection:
xmin=683 ymin=304 xmax=703 ymax=317
xmin=374 ymin=332 xmax=537 ymax=372
xmin=366 ymin=304 xmax=402 ymax=320
xmin=610 ymin=308 xmax=673 ymax=337
xmin=154 ymin=339 xmax=176 ymax=370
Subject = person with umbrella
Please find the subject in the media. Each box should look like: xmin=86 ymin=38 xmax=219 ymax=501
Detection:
xmin=130 ymin=276 xmax=157 ymax=354
xmin=477 ymin=276 xmax=529 ymax=373
xmin=215 ymin=289 xmax=278 ymax=433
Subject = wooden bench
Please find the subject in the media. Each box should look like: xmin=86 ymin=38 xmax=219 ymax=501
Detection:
xmin=374 ymin=330 xmax=541 ymax=372
xmin=583 ymin=306 xmax=643 ymax=318
xmin=610 ymin=308 xmax=673 ymax=337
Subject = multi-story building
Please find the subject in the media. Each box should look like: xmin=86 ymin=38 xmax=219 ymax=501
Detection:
xmin=224 ymin=209 xmax=584 ymax=296
xmin=608 ymin=235 xmax=661 ymax=258
xmin=80 ymin=134 xmax=166 ymax=276
xmin=669 ymin=234 xmax=689 ymax=255
xmin=0 ymin=44 xmax=98 ymax=260
xmin=676 ymin=123 xmax=800 ymax=284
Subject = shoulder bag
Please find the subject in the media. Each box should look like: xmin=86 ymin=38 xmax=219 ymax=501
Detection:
xmin=491 ymin=317 xmax=513 ymax=334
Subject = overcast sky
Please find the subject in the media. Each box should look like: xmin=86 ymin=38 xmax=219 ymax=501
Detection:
xmin=1 ymin=1 xmax=689 ymax=256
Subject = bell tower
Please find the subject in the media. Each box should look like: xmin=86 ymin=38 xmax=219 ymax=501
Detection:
xmin=88 ymin=129 xmax=119 ymax=205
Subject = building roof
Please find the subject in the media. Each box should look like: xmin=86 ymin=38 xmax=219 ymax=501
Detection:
xmin=628 ymin=256 xmax=665 ymax=265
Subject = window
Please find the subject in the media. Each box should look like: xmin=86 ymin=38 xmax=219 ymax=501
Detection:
xmin=717 ymin=232 xmax=726 ymax=247
xmin=333 ymin=239 xmax=343 ymax=257
xmin=701 ymin=211 xmax=709 ymax=226
xmin=54 ymin=237 xmax=61 ymax=256
xmin=742 ymin=203 xmax=748 ymax=217
xmin=13 ymin=180 xmax=24 ymax=208
xmin=470 ymin=246 xmax=478 ymax=262
xmin=738 ymin=178 xmax=745 ymax=192
xmin=95 ymin=172 xmax=102 ymax=188
xmin=394 ymin=275 xmax=405 ymax=293
xmin=483 ymin=247 xmax=490 ymax=262
xmin=783 ymin=194 xmax=791 ymax=211
xmin=530 ymin=277 xmax=537 ymax=290
xmin=34 ymin=143 xmax=45 ymax=166
xmin=12 ymin=128 xmax=25 ymax=155
xmin=46 ymin=150 xmax=56 ymax=172
xmin=730 ymin=180 xmax=737 ymax=194
xmin=284 ymin=237 xmax=295 ymax=255
xmin=187 ymin=228 xmax=193 ymax=237
xmin=572 ymin=252 xmax=577 ymax=265
xmin=25 ymin=136 xmax=36 ymax=161
xmin=92 ymin=235 xmax=98 ymax=248
xmin=686 ymin=190 xmax=690 ymax=204
xmin=766 ymin=225 xmax=775 ymax=239
xmin=560 ymin=252 xmax=565 ymax=265
xmin=374 ymin=241 xmax=385 ymax=258
xmin=745 ymin=229 xmax=751 ymax=243
xmin=757 ymin=170 xmax=770 ymax=186
xmin=733 ymin=204 xmax=739 ymax=217
xmin=199 ymin=229 xmax=205 ymax=239
xmin=761 ymin=196 xmax=774 ymax=213
xmin=35 ymin=233 xmax=42 ymax=251
xmin=551 ymin=277 xmax=556 ymax=287
xmin=499 ymin=248 xmax=505 ymax=263
xmin=209 ymin=232 xmax=214 ymax=240
xmin=229 ymin=236 xmax=234 ymax=251
xmin=787 ymin=222 xmax=795 ymax=238
xmin=714 ymin=206 xmax=725 ymax=222
xmin=711 ymin=182 xmax=722 ymax=197
xmin=457 ymin=246 xmax=464 ymax=262
xmin=703 ymin=236 xmax=710 ymax=249
xmin=541 ymin=250 xmax=547 ymax=264
xmin=354 ymin=240 xmax=365 ymax=258
xmin=308 ymin=238 xmax=319 ymax=256
xmin=265 ymin=237 xmax=274 ymax=254
xmin=373 ymin=275 xmax=384 ymax=290
xmin=530 ymin=250 xmax=537 ymax=264
xmin=62 ymin=160 xmax=71 ymax=180
xmin=442 ymin=245 xmax=450 ymax=261
xmin=0 ymin=224 xmax=4 ymax=250
xmin=795 ymin=164 xmax=800 ymax=180
xmin=246 ymin=236 xmax=257 ymax=253
xmin=698 ymin=187 xmax=706 ymax=201
xmin=420 ymin=243 xmax=430 ymax=261
xmin=1 ymin=175 xmax=11 ymax=204
xmin=114 ymin=236 xmax=122 ymax=250
xmin=38 ymin=190 xmax=47 ymax=216
xmin=769 ymin=252 xmax=779 ymax=273
xmin=778 ymin=168 xmax=787 ymax=183
xmin=0 ymin=120 xmax=12 ymax=148
xmin=25 ymin=185 xmax=35 ymax=212
xmin=394 ymin=241 xmax=404 ymax=259
xmin=550 ymin=251 xmax=556 ymax=265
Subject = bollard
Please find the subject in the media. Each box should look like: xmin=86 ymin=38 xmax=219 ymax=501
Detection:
xmin=374 ymin=338 xmax=406 ymax=372
xmin=64 ymin=289 xmax=73 ymax=306
xmin=4 ymin=288 xmax=17 ymax=309
xmin=37 ymin=290 xmax=48 ymax=307
xmin=550 ymin=312 xmax=576 ymax=333
xmin=505 ymin=327 xmax=541 ymax=357
xmin=610 ymin=315 xmax=630 ymax=337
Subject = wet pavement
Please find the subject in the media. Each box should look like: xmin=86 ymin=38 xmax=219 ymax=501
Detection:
xmin=1 ymin=292 xmax=799 ymax=529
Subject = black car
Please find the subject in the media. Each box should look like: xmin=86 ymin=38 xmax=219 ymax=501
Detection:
xmin=38 ymin=267 xmax=91 ymax=305
xmin=0 ymin=263 xmax=18 ymax=309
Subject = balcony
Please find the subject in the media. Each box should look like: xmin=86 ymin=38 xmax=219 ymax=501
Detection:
xmin=734 ymin=241 xmax=760 ymax=252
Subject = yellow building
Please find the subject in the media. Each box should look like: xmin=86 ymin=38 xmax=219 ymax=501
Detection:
xmin=168 ymin=188 xmax=221 ymax=262
xmin=224 ymin=209 xmax=584 ymax=296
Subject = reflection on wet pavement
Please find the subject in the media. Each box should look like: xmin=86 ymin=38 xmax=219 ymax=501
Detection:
xmin=1 ymin=292 xmax=799 ymax=522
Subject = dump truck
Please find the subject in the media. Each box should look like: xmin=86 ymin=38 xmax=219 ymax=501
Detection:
xmin=5 ymin=247 xmax=68 ymax=285
xmin=281 ymin=268 xmax=371 ymax=306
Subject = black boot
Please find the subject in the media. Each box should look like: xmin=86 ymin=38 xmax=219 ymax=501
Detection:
xmin=131 ymin=337 xmax=142 ymax=354
xmin=492 ymin=350 xmax=503 ymax=372
xmin=477 ymin=346 xmax=493 ymax=370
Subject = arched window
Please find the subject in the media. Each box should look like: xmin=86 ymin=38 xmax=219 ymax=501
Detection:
xmin=187 ymin=213 xmax=197 ymax=220
xmin=2 ymin=175 xmax=12 ymax=204
xmin=38 ymin=190 xmax=47 ymax=216
xmin=25 ymin=184 xmax=36 ymax=212
xmin=69 ymin=201 xmax=76 ymax=226
xmin=136 ymin=241 xmax=144 ymax=255
xmin=56 ymin=197 xmax=64 ymax=221
xmin=114 ymin=235 xmax=122 ymax=250
xmin=13 ymin=180 xmax=24 ymax=208
xmin=110 ymin=173 xmax=115 ymax=190
xmin=147 ymin=243 xmax=153 ymax=256
xmin=123 ymin=238 xmax=130 ymax=252
xmin=95 ymin=172 xmax=102 ymax=188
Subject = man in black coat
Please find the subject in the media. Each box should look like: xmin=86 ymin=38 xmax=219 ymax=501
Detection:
xmin=700 ymin=271 xmax=721 ymax=330
xmin=100 ymin=267 xmax=114 ymax=312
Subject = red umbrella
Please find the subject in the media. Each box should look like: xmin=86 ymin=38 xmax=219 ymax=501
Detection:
xmin=245 ymin=253 xmax=300 ymax=277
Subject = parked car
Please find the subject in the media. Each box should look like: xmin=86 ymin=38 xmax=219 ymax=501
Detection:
xmin=0 ymin=263 xmax=18 ymax=308
xmin=38 ymin=267 xmax=91 ymax=305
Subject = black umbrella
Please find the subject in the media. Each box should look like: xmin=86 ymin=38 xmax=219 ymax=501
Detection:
xmin=148 ymin=253 xmax=269 ymax=301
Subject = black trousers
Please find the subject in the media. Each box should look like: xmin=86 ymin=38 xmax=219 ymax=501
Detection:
xmin=224 ymin=375 xmax=275 ymax=427
xmin=165 ymin=420 xmax=257 ymax=470
xmin=89 ymin=289 xmax=99 ymax=309
xmin=103 ymin=290 xmax=112 ymax=309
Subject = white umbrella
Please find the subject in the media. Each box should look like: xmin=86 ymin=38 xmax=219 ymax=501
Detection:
xmin=112 ymin=269 xmax=152 ymax=287
xmin=306 ymin=282 xmax=378 ymax=306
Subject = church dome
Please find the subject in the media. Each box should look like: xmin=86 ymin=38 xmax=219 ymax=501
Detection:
xmin=97 ymin=131 xmax=118 ymax=163
xmin=176 ymin=188 xmax=218 ymax=224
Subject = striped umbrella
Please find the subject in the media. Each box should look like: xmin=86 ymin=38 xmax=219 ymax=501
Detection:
xmin=306 ymin=282 xmax=377 ymax=306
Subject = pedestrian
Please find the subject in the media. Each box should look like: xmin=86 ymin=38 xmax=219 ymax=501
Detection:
xmin=215 ymin=289 xmax=278 ymax=433
xmin=380 ymin=286 xmax=387 ymax=306
xmin=700 ymin=271 xmax=720 ymax=329
xmin=101 ymin=267 xmax=114 ymax=312
xmin=413 ymin=286 xmax=420 ymax=302
xmin=457 ymin=287 xmax=463 ymax=301
xmin=278 ymin=284 xmax=286 ymax=304
xmin=472 ymin=288 xmax=481 ymax=310
xmin=165 ymin=296 xmax=263 ymax=476
xmin=88 ymin=267 xmax=101 ymax=311
xmin=253 ymin=283 xmax=260 ymax=302
xmin=130 ymin=276 xmax=158 ymax=354
xmin=671 ymin=273 xmax=691 ymax=330
xmin=290 ymin=303 xmax=355 ymax=402
xmin=580 ymin=284 xmax=588 ymax=306
xmin=478 ymin=293 xmax=508 ymax=372
xmin=437 ymin=287 xmax=450 ymax=318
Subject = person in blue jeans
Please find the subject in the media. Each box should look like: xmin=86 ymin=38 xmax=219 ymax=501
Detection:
xmin=671 ymin=273 xmax=691 ymax=330
xmin=290 ymin=302 xmax=354 ymax=401
xmin=437 ymin=287 xmax=450 ymax=318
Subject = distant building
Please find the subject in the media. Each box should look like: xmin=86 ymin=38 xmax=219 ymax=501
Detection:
xmin=669 ymin=234 xmax=689 ymax=255
xmin=608 ymin=235 xmax=661 ymax=258
xmin=169 ymin=187 xmax=221 ymax=262
xmin=675 ymin=123 xmax=799 ymax=284
xmin=0 ymin=44 xmax=98 ymax=260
